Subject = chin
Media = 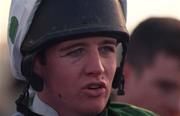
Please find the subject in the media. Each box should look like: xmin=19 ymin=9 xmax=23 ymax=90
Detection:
xmin=81 ymin=106 xmax=105 ymax=116
xmin=77 ymin=92 xmax=109 ymax=115
xmin=88 ymin=100 xmax=107 ymax=113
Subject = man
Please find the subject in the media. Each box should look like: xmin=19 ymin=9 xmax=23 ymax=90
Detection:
xmin=114 ymin=17 xmax=180 ymax=116
xmin=8 ymin=0 xmax=157 ymax=115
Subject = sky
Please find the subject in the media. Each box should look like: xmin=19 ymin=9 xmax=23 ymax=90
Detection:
xmin=126 ymin=0 xmax=180 ymax=33
xmin=0 ymin=0 xmax=11 ymax=44
xmin=1 ymin=0 xmax=180 ymax=43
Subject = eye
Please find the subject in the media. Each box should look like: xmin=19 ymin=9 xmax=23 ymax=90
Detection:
xmin=65 ymin=48 xmax=85 ymax=57
xmin=99 ymin=45 xmax=116 ymax=56
xmin=155 ymin=80 xmax=177 ymax=94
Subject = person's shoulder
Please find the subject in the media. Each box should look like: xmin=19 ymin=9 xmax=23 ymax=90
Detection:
xmin=108 ymin=102 xmax=158 ymax=116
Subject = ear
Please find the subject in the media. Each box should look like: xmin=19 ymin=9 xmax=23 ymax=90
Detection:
xmin=123 ymin=62 xmax=131 ymax=80
xmin=33 ymin=55 xmax=44 ymax=78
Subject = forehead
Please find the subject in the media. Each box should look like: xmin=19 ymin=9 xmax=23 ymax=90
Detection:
xmin=56 ymin=36 xmax=117 ymax=47
xmin=153 ymin=53 xmax=180 ymax=74
xmin=141 ymin=53 xmax=180 ymax=85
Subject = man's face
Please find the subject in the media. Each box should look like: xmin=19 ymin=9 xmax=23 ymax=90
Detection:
xmin=127 ymin=53 xmax=180 ymax=116
xmin=34 ymin=36 xmax=117 ymax=115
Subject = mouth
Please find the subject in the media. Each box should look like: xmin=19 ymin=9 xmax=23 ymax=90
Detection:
xmin=87 ymin=83 xmax=106 ymax=89
xmin=82 ymin=82 xmax=107 ymax=97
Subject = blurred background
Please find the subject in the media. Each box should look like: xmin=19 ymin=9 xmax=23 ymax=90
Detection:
xmin=0 ymin=0 xmax=180 ymax=115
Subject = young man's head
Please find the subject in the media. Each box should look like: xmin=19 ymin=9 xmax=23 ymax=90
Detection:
xmin=116 ymin=17 xmax=180 ymax=116
xmin=34 ymin=36 xmax=118 ymax=115
xmin=8 ymin=0 xmax=129 ymax=115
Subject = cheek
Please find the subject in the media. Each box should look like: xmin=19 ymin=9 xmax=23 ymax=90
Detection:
xmin=136 ymin=80 xmax=162 ymax=101
xmin=104 ymin=58 xmax=117 ymax=89
xmin=107 ymin=58 xmax=117 ymax=78
xmin=44 ymin=62 xmax=79 ymax=90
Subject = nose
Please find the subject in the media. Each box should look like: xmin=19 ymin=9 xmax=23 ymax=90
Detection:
xmin=84 ymin=49 xmax=105 ymax=77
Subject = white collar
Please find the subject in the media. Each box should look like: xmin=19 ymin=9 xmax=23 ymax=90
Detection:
xmin=32 ymin=94 xmax=59 ymax=116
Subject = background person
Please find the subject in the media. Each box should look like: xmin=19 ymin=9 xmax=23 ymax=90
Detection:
xmin=113 ymin=17 xmax=180 ymax=116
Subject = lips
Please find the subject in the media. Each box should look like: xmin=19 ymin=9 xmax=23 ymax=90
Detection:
xmin=82 ymin=81 xmax=107 ymax=97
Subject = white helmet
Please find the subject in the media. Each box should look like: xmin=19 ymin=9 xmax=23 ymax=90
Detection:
xmin=8 ymin=0 xmax=41 ymax=81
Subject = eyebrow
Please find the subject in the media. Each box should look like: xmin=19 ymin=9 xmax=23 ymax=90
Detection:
xmin=59 ymin=39 xmax=117 ymax=52
xmin=101 ymin=40 xmax=117 ymax=46
xmin=59 ymin=43 xmax=85 ymax=52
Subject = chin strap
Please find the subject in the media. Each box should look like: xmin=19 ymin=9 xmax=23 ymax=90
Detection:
xmin=113 ymin=67 xmax=125 ymax=95
xmin=117 ymin=41 xmax=128 ymax=95
xmin=15 ymin=82 xmax=42 ymax=116
xmin=112 ymin=41 xmax=128 ymax=95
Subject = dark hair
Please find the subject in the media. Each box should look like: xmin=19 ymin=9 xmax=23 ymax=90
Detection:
xmin=126 ymin=17 xmax=180 ymax=72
